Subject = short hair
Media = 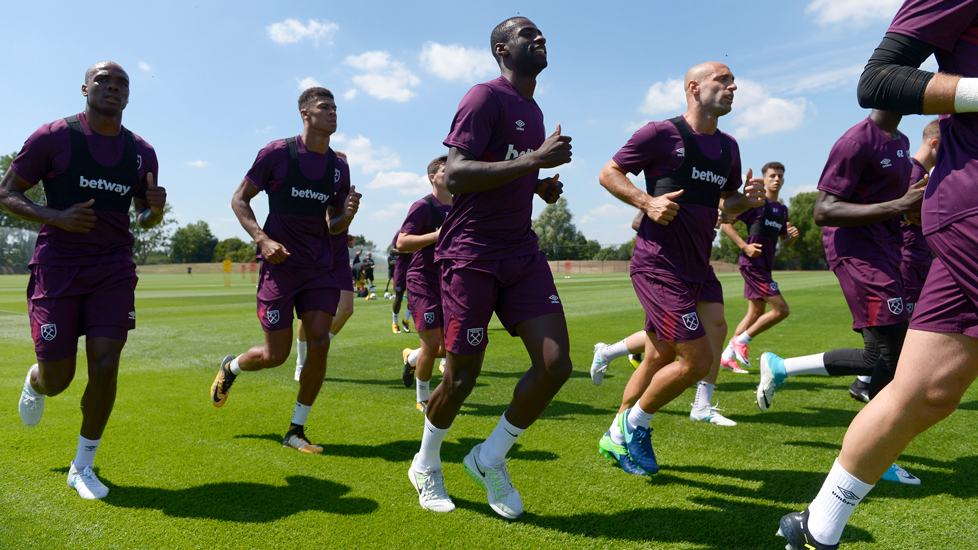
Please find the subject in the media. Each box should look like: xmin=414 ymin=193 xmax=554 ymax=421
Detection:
xmin=490 ymin=17 xmax=528 ymax=61
xmin=84 ymin=61 xmax=126 ymax=84
xmin=762 ymin=161 xmax=785 ymax=176
xmin=427 ymin=155 xmax=447 ymax=176
xmin=298 ymin=87 xmax=334 ymax=110
xmin=922 ymin=118 xmax=941 ymax=141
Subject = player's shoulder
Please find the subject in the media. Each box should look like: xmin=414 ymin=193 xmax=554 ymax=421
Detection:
xmin=24 ymin=117 xmax=71 ymax=147
xmin=127 ymin=128 xmax=158 ymax=160
xmin=718 ymin=128 xmax=740 ymax=151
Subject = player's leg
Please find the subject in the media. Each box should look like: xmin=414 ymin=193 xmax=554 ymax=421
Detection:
xmin=402 ymin=293 xmax=412 ymax=333
xmin=294 ymin=320 xmax=307 ymax=380
xmin=285 ymin=308 xmax=333 ymax=454
xmin=591 ymin=330 xmax=645 ymax=385
xmin=689 ymin=301 xmax=736 ymax=426
xmin=331 ymin=290 xmax=355 ymax=336
xmin=212 ymin=321 xmax=293 ymax=408
xmin=414 ymin=327 xmax=444 ymax=411
xmin=722 ymin=298 xmax=763 ymax=371
xmin=392 ymin=287 xmax=404 ymax=334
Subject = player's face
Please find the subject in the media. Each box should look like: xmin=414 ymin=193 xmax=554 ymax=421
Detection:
xmin=83 ymin=64 xmax=130 ymax=116
xmin=700 ymin=66 xmax=736 ymax=116
xmin=764 ymin=168 xmax=784 ymax=193
xmin=302 ymin=97 xmax=338 ymax=135
xmin=508 ymin=20 xmax=547 ymax=74
xmin=430 ymin=164 xmax=447 ymax=192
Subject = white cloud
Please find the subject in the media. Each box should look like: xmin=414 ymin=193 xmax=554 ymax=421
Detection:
xmin=186 ymin=160 xmax=210 ymax=168
xmin=639 ymin=78 xmax=686 ymax=116
xmin=344 ymin=51 xmax=420 ymax=102
xmin=590 ymin=203 xmax=637 ymax=217
xmin=255 ymin=126 xmax=272 ymax=134
xmin=138 ymin=61 xmax=151 ymax=72
xmin=729 ymin=79 xmax=809 ymax=140
xmin=366 ymin=171 xmax=430 ymax=196
xmin=370 ymin=201 xmax=415 ymax=221
xmin=806 ymin=0 xmax=902 ymax=26
xmin=580 ymin=215 xmax=596 ymax=224
xmin=267 ymin=18 xmax=338 ymax=45
xmin=296 ymin=76 xmax=322 ymax=91
xmin=419 ymin=42 xmax=496 ymax=82
xmin=331 ymin=133 xmax=401 ymax=174
xmin=786 ymin=64 xmax=863 ymax=94
xmin=344 ymin=89 xmax=358 ymax=100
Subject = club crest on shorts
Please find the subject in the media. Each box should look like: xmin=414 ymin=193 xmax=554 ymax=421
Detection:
xmin=907 ymin=302 xmax=915 ymax=314
xmin=769 ymin=281 xmax=779 ymax=292
xmin=267 ymin=309 xmax=280 ymax=324
xmin=466 ymin=327 xmax=484 ymax=346
xmin=887 ymin=297 xmax=904 ymax=315
xmin=40 ymin=323 xmax=57 ymax=341
xmin=424 ymin=312 xmax=435 ymax=324
xmin=681 ymin=312 xmax=700 ymax=331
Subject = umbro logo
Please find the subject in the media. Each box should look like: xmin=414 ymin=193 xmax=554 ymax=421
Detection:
xmin=129 ymin=311 xmax=136 ymax=320
xmin=549 ymin=294 xmax=560 ymax=304
xmin=837 ymin=487 xmax=860 ymax=501
xmin=880 ymin=158 xmax=892 ymax=168
xmin=515 ymin=120 xmax=525 ymax=131
xmin=676 ymin=147 xmax=685 ymax=157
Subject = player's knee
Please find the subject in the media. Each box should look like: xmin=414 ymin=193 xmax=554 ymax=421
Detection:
xmin=87 ymin=359 xmax=120 ymax=386
xmin=38 ymin=369 xmax=73 ymax=396
xmin=544 ymin=355 xmax=573 ymax=384
xmin=264 ymin=347 xmax=290 ymax=367
xmin=775 ymin=304 xmax=790 ymax=320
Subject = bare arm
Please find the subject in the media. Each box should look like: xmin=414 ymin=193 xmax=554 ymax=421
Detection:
xmin=780 ymin=222 xmax=800 ymax=248
xmin=814 ymin=177 xmax=926 ymax=227
xmin=445 ymin=125 xmax=572 ymax=195
xmin=132 ymin=172 xmax=166 ymax=229
xmin=718 ymin=169 xmax=765 ymax=215
xmin=0 ymin=168 xmax=96 ymax=232
xmin=231 ymin=177 xmax=290 ymax=264
xmin=721 ymin=222 xmax=762 ymax=258
xmin=327 ymin=185 xmax=362 ymax=235
xmin=598 ymin=160 xmax=683 ymax=225
xmin=396 ymin=230 xmax=439 ymax=252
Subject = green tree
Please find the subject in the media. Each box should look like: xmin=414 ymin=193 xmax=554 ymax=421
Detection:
xmin=129 ymin=203 xmax=176 ymax=265
xmin=353 ymin=234 xmax=375 ymax=250
xmin=776 ymin=191 xmax=826 ymax=270
xmin=532 ymin=197 xmax=591 ymax=259
xmin=170 ymin=221 xmax=218 ymax=263
xmin=711 ymin=219 xmax=747 ymax=264
xmin=592 ymin=237 xmax=635 ymax=261
xmin=0 ymin=152 xmax=47 ymax=268
xmin=213 ymin=237 xmax=256 ymax=262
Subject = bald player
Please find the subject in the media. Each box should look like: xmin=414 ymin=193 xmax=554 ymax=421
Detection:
xmin=596 ymin=62 xmax=764 ymax=476
xmin=778 ymin=2 xmax=978 ymax=547
xmin=900 ymin=119 xmax=940 ymax=318
xmin=5 ymin=61 xmax=166 ymax=499
xmin=407 ymin=17 xmax=572 ymax=519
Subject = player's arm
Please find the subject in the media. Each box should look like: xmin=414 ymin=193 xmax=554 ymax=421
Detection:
xmin=780 ymin=222 xmax=799 ymax=248
xmin=719 ymin=169 xmax=765 ymax=215
xmin=813 ymin=177 xmax=926 ymax=227
xmin=231 ymin=177 xmax=289 ymax=264
xmin=396 ymin=230 xmax=438 ymax=252
xmin=599 ymin=160 xmax=685 ymax=226
xmin=0 ymin=167 xmax=96 ymax=232
xmin=720 ymin=221 xmax=761 ymax=258
xmin=132 ymin=172 xmax=166 ymax=229
xmin=327 ymin=185 xmax=362 ymax=235
xmin=445 ymin=124 xmax=572 ymax=194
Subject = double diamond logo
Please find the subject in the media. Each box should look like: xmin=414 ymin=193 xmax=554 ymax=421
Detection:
xmin=515 ymin=120 xmax=525 ymax=131
xmin=549 ymin=294 xmax=560 ymax=304
xmin=837 ymin=487 xmax=861 ymax=501
xmin=880 ymin=158 xmax=892 ymax=168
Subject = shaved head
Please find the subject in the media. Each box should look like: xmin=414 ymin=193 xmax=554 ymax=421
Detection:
xmin=85 ymin=61 xmax=127 ymax=85
xmin=684 ymin=62 xmax=728 ymax=97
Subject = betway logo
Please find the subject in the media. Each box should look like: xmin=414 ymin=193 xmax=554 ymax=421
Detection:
xmin=764 ymin=219 xmax=783 ymax=230
xmin=691 ymin=166 xmax=727 ymax=187
xmin=291 ymin=187 xmax=330 ymax=203
xmin=505 ymin=144 xmax=534 ymax=160
xmin=79 ymin=176 xmax=130 ymax=195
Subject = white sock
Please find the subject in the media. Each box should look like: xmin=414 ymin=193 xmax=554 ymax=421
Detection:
xmin=229 ymin=357 xmax=242 ymax=375
xmin=393 ymin=312 xmax=399 ymax=323
xmin=721 ymin=343 xmax=736 ymax=360
xmin=626 ymin=405 xmax=655 ymax=431
xmin=296 ymin=340 xmax=307 ymax=366
xmin=601 ymin=339 xmax=630 ymax=363
xmin=25 ymin=365 xmax=41 ymax=396
xmin=328 ymin=332 xmax=336 ymax=341
xmin=692 ymin=381 xmax=714 ymax=410
xmin=408 ymin=348 xmax=420 ymax=366
xmin=857 ymin=375 xmax=872 ymax=383
xmin=784 ymin=353 xmax=827 ymax=376
xmin=291 ymin=401 xmax=311 ymax=426
xmin=74 ymin=435 xmax=100 ymax=469
xmin=479 ymin=414 xmax=525 ymax=466
xmin=405 ymin=307 xmax=412 ymax=320
xmin=735 ymin=332 xmax=753 ymax=345
xmin=610 ymin=413 xmax=625 ymax=445
xmin=417 ymin=379 xmax=431 ymax=403
xmin=417 ymin=417 xmax=450 ymax=469
xmin=807 ymin=459 xmax=875 ymax=545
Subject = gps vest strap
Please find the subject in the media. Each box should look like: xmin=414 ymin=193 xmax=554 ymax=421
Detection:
xmin=747 ymin=201 xmax=785 ymax=238
xmin=423 ymin=195 xmax=446 ymax=234
xmin=43 ymin=115 xmax=139 ymax=213
xmin=645 ymin=117 xmax=733 ymax=208
xmin=266 ymin=137 xmax=336 ymax=217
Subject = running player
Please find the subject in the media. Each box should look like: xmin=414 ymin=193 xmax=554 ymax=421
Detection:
xmin=407 ymin=17 xmax=572 ymax=519
xmin=755 ymin=110 xmax=923 ymax=421
xmin=779 ymin=2 xmax=978 ymax=548
xmin=5 ymin=61 xmax=165 ymax=499
xmin=596 ymin=62 xmax=764 ymax=476
xmin=397 ymin=156 xmax=452 ymax=408
xmin=390 ymin=243 xmax=412 ymax=334
xmin=900 ymin=119 xmax=940 ymax=317
xmin=212 ymin=87 xmax=360 ymax=454
xmin=719 ymin=161 xmax=799 ymax=373
xmin=385 ymin=246 xmax=397 ymax=293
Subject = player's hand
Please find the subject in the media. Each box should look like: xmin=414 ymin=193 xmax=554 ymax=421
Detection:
xmin=533 ymin=124 xmax=572 ymax=169
xmin=259 ymin=237 xmax=290 ymax=264
xmin=904 ymin=212 xmax=922 ymax=226
xmin=645 ymin=189 xmax=682 ymax=226
xmin=345 ymin=185 xmax=362 ymax=217
xmin=536 ymin=173 xmax=563 ymax=204
xmin=744 ymin=242 xmax=763 ymax=258
xmin=347 ymin=235 xmax=356 ymax=248
xmin=743 ymin=168 xmax=765 ymax=208
xmin=54 ymin=199 xmax=97 ymax=233
xmin=145 ymin=172 xmax=166 ymax=215
xmin=786 ymin=222 xmax=799 ymax=239
xmin=898 ymin=173 xmax=927 ymax=214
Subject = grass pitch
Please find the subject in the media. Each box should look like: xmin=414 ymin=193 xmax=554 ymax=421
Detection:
xmin=0 ymin=270 xmax=975 ymax=549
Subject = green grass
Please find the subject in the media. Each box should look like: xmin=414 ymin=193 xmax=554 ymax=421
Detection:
xmin=0 ymin=271 xmax=975 ymax=549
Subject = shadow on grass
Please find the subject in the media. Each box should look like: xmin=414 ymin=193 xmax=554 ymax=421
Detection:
xmin=452 ymin=495 xmax=872 ymax=549
xmin=456 ymin=399 xmax=609 ymax=420
xmin=958 ymin=400 xmax=978 ymax=410
xmin=101 ymin=475 xmax=377 ymax=521
xmin=233 ymin=434 xmax=558 ymax=464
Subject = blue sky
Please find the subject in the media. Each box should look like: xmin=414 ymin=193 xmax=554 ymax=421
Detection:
xmin=1 ymin=0 xmax=934 ymax=249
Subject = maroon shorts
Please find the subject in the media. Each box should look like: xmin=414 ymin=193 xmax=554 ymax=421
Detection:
xmin=441 ymin=253 xmax=563 ymax=354
xmin=632 ymin=270 xmax=707 ymax=343
xmin=833 ymin=257 xmax=909 ymax=331
xmin=910 ymin=218 xmax=978 ymax=338
xmin=28 ymin=260 xmax=137 ymax=362
xmin=700 ymin=266 xmax=724 ymax=304
xmin=408 ymin=276 xmax=443 ymax=332
xmin=328 ymin=257 xmax=354 ymax=292
xmin=256 ymin=262 xmax=340 ymax=332
xmin=394 ymin=263 xmax=407 ymax=294
xmin=900 ymin=256 xmax=933 ymax=308
xmin=740 ymin=266 xmax=780 ymax=300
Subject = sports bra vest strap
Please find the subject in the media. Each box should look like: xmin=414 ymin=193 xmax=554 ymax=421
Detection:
xmin=645 ymin=117 xmax=733 ymax=208
xmin=423 ymin=195 xmax=445 ymax=233
xmin=747 ymin=200 xmax=785 ymax=238
xmin=266 ymin=137 xmax=336 ymax=217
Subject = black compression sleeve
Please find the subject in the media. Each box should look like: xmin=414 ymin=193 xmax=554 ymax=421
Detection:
xmin=858 ymin=32 xmax=939 ymax=114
